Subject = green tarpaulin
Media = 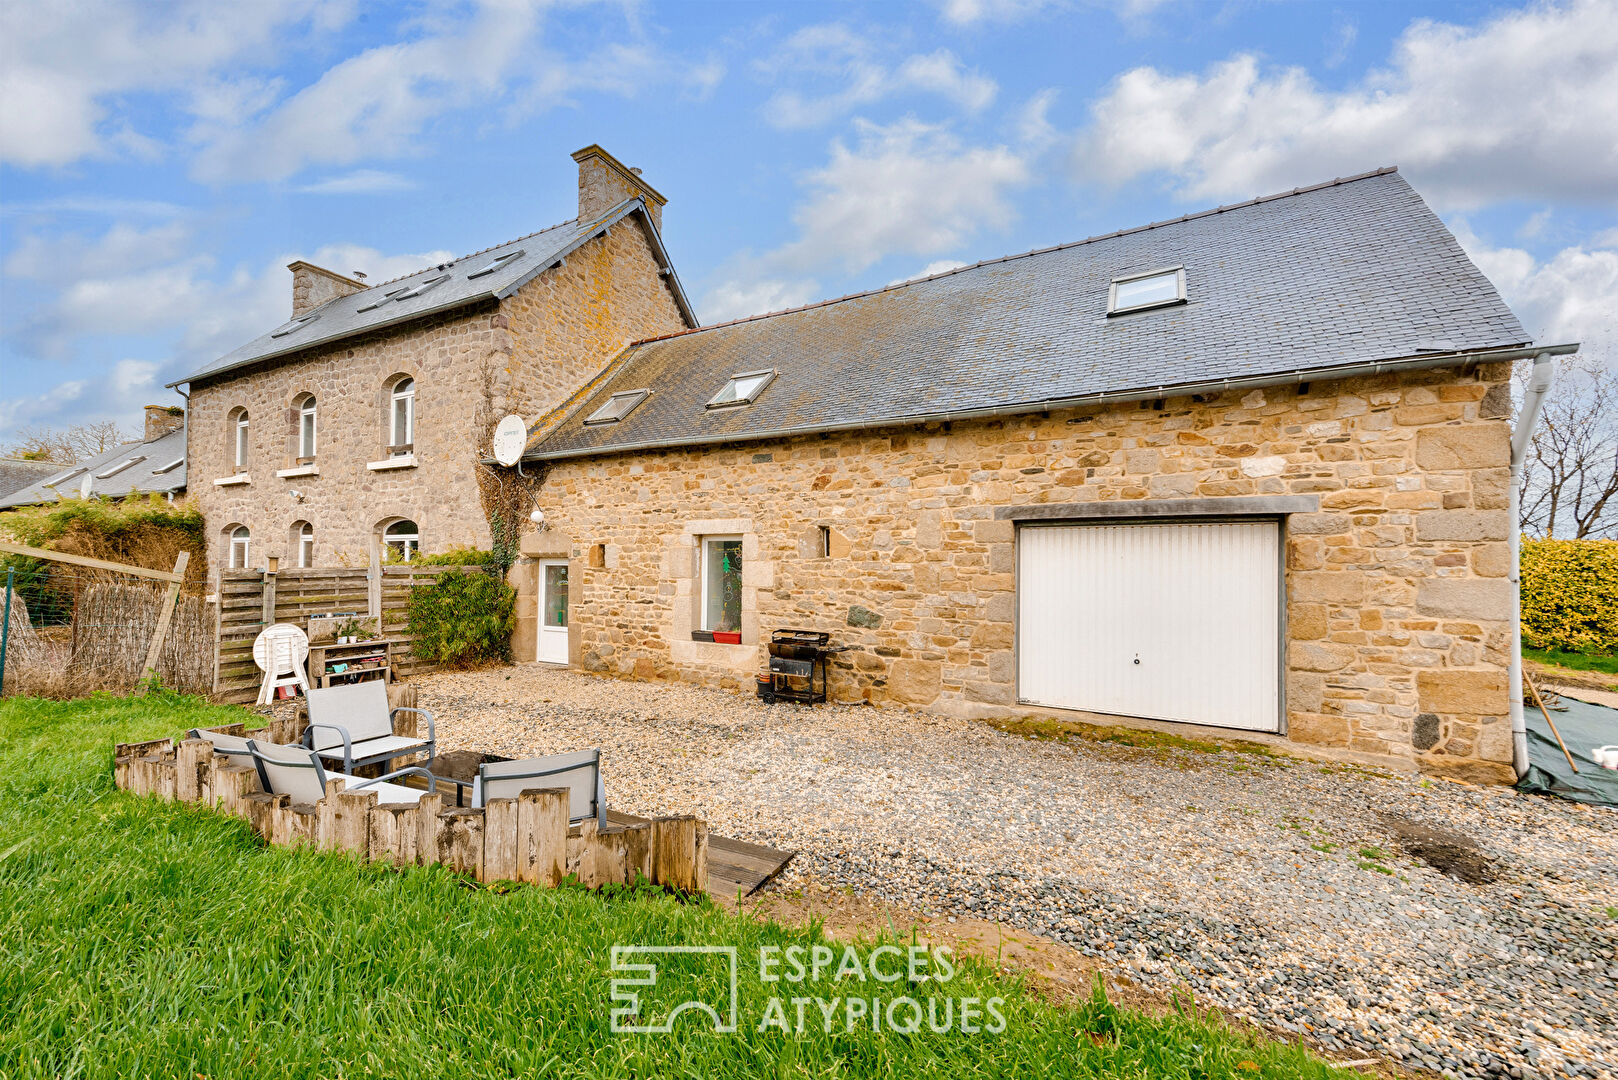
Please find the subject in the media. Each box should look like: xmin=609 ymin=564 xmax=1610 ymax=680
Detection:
xmin=1516 ymin=695 xmax=1618 ymax=807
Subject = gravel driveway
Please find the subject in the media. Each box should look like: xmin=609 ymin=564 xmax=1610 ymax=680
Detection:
xmin=419 ymin=665 xmax=1617 ymax=1079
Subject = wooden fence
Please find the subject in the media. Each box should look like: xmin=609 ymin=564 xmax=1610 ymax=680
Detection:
xmin=214 ymin=564 xmax=490 ymax=703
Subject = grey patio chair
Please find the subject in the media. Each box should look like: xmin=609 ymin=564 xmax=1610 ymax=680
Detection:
xmin=302 ymin=680 xmax=435 ymax=775
xmin=246 ymin=739 xmax=438 ymax=807
xmin=188 ymin=727 xmax=253 ymax=761
xmin=471 ymin=749 xmax=607 ymax=828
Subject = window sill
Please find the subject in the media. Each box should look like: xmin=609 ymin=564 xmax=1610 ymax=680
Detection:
xmin=213 ymin=474 xmax=251 ymax=487
xmin=367 ymin=455 xmax=417 ymax=471
xmin=276 ymin=464 xmax=319 ymax=479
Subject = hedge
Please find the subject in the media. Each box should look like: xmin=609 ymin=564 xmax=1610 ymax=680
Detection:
xmin=405 ymin=567 xmax=516 ymax=667
xmin=1519 ymin=538 xmax=1618 ymax=654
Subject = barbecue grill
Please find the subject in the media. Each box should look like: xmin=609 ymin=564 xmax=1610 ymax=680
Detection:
xmin=759 ymin=629 xmax=848 ymax=705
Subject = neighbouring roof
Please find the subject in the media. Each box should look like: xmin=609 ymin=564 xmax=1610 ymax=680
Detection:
xmin=0 ymin=426 xmax=187 ymax=509
xmin=0 ymin=458 xmax=60 ymax=501
xmin=530 ymin=168 xmax=1530 ymax=462
xmin=170 ymin=199 xmax=695 ymax=388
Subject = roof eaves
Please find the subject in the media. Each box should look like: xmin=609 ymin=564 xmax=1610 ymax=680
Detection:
xmin=623 ymin=165 xmax=1403 ymax=350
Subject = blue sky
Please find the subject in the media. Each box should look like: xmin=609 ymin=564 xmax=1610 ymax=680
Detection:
xmin=3 ymin=0 xmax=1615 ymax=446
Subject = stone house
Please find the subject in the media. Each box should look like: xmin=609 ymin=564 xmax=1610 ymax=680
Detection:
xmin=514 ymin=167 xmax=1570 ymax=783
xmin=170 ymin=145 xmax=693 ymax=576
xmin=181 ymin=153 xmax=1570 ymax=782
xmin=0 ymin=406 xmax=188 ymax=509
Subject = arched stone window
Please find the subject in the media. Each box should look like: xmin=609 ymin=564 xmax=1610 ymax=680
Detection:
xmin=227 ymin=407 xmax=249 ymax=472
xmin=290 ymin=520 xmax=314 ymax=568
xmin=226 ymin=524 xmax=251 ymax=569
xmin=292 ymin=393 xmax=317 ymax=461
xmin=382 ymin=519 xmax=419 ymax=562
xmin=387 ymin=375 xmax=415 ymax=457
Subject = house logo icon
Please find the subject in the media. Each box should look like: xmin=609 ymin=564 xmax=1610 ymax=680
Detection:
xmin=610 ymin=946 xmax=739 ymax=1034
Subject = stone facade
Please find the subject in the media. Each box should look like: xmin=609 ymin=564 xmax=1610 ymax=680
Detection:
xmin=190 ymin=217 xmax=687 ymax=580
xmin=520 ymin=363 xmax=1517 ymax=781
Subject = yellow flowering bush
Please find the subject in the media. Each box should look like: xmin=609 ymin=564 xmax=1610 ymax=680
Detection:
xmin=1519 ymin=538 xmax=1618 ymax=653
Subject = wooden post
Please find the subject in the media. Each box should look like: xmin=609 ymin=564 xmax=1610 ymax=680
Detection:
xmin=261 ymin=558 xmax=278 ymax=629
xmin=413 ymin=792 xmax=443 ymax=866
xmin=245 ymin=793 xmax=279 ymax=839
xmin=367 ymin=543 xmax=382 ymax=620
xmin=516 ymin=789 xmax=568 ymax=886
xmin=439 ymin=809 xmax=484 ymax=878
xmin=335 ymin=789 xmax=376 ymax=856
xmin=140 ymin=551 xmax=190 ymax=691
xmin=174 ymin=738 xmax=208 ymax=802
xmin=651 ymin=817 xmax=707 ymax=894
xmin=317 ymin=778 xmax=348 ymax=850
xmin=482 ymin=798 xmax=518 ymax=881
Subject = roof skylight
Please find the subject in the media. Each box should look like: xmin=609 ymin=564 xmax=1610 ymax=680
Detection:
xmin=584 ymin=389 xmax=651 ymax=425
xmin=95 ymin=456 xmax=146 ymax=479
xmin=467 ymin=249 xmax=525 ymax=279
xmin=706 ymin=370 xmax=776 ymax=409
xmin=44 ymin=467 xmax=87 ymax=487
xmin=1108 ymin=267 xmax=1186 ymax=315
xmin=269 ymin=312 xmax=321 ymax=337
xmin=152 ymin=457 xmax=185 ymax=475
xmin=391 ymin=273 xmax=450 ymax=300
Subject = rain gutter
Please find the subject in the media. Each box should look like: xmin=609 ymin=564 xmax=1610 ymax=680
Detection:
xmin=1509 ymin=351 xmax=1562 ymax=778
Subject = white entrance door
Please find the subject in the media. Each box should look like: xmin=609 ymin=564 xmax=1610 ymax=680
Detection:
xmin=537 ymin=559 xmax=569 ymax=665
xmin=1017 ymin=520 xmax=1280 ymax=731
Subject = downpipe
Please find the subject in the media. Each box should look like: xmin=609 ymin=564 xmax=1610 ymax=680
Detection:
xmin=1509 ymin=353 xmax=1556 ymax=778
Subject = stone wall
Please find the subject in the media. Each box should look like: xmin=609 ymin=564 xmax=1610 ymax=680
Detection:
xmin=523 ymin=364 xmax=1517 ymax=781
xmin=289 ymin=261 xmax=366 ymax=317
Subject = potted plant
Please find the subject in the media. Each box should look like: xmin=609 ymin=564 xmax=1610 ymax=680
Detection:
xmin=712 ymin=619 xmax=741 ymax=645
xmin=335 ymin=617 xmax=360 ymax=644
xmin=692 ymin=629 xmax=715 ymax=643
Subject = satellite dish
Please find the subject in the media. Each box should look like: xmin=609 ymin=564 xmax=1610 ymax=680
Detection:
xmin=491 ymin=414 xmax=527 ymax=467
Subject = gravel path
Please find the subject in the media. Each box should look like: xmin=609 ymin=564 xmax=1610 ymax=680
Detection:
xmin=420 ymin=665 xmax=1618 ymax=1079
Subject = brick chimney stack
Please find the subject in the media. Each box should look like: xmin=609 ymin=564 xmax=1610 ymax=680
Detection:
xmin=288 ymin=261 xmax=368 ymax=317
xmin=143 ymin=405 xmax=184 ymax=442
xmin=571 ymin=145 xmax=666 ymax=232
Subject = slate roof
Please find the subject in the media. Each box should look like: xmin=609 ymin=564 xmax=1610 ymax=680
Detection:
xmin=530 ymin=168 xmax=1529 ymax=462
xmin=0 ymin=426 xmax=187 ymax=509
xmin=0 ymin=458 xmax=60 ymax=502
xmin=170 ymin=199 xmax=694 ymax=387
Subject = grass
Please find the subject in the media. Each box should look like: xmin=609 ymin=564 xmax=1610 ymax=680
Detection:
xmin=0 ymin=694 xmax=1354 ymax=1080
xmin=985 ymin=716 xmax=1289 ymax=763
xmin=1523 ymin=645 xmax=1618 ymax=679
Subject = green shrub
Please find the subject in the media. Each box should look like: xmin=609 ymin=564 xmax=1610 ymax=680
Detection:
xmin=406 ymin=568 xmax=515 ymax=667
xmin=1520 ymin=538 xmax=1618 ymax=653
xmin=413 ymin=547 xmax=494 ymax=566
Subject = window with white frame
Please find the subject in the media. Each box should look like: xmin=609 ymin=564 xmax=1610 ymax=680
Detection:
xmin=1107 ymin=267 xmax=1186 ymax=315
xmin=296 ymin=395 xmax=317 ymax=459
xmin=384 ymin=519 xmax=419 ymax=561
xmin=390 ymin=377 xmax=415 ymax=454
xmin=584 ymin=388 xmax=650 ymax=425
xmin=231 ymin=409 xmax=249 ymax=471
xmin=706 ymin=370 xmax=775 ymax=409
xmin=700 ymin=536 xmax=743 ymax=634
xmin=228 ymin=526 xmax=251 ymax=569
xmin=295 ymin=522 xmax=314 ymax=568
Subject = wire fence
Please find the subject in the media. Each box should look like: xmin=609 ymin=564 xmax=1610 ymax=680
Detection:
xmin=0 ymin=561 xmax=211 ymax=698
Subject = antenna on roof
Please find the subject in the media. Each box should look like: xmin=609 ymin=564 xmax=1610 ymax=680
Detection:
xmin=352 ymin=270 xmax=367 ymax=281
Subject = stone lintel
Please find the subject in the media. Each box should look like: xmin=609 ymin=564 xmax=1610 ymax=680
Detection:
xmin=995 ymin=495 xmax=1321 ymax=522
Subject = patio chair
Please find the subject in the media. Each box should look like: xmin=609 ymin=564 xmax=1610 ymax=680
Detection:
xmin=471 ymin=749 xmax=607 ymax=828
xmin=188 ymin=727 xmax=253 ymax=762
xmin=302 ymin=680 xmax=435 ymax=775
xmin=246 ymin=739 xmax=438 ymax=807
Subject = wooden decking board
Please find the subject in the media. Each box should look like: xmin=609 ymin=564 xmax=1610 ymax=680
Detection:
xmin=605 ymin=810 xmax=794 ymax=896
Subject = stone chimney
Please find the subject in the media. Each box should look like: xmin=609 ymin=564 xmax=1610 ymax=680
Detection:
xmin=144 ymin=404 xmax=184 ymax=442
xmin=288 ymin=261 xmax=368 ymax=317
xmin=571 ymin=144 xmax=666 ymax=232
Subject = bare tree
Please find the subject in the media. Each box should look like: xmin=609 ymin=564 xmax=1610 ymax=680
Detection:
xmin=1518 ymin=355 xmax=1618 ymax=539
xmin=3 ymin=420 xmax=138 ymax=464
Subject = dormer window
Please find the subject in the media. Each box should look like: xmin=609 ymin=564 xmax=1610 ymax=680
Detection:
xmin=1107 ymin=267 xmax=1186 ymax=315
xmin=706 ymin=370 xmax=775 ymax=409
xmin=467 ymin=249 xmax=524 ymax=279
xmin=585 ymin=389 xmax=650 ymax=425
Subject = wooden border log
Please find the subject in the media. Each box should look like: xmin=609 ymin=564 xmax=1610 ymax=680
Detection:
xmin=317 ymin=779 xmax=348 ymax=850
xmin=369 ymin=803 xmax=420 ymax=867
xmin=483 ymin=798 xmax=519 ymax=882
xmin=440 ymin=809 xmax=484 ymax=878
xmin=281 ymin=803 xmax=319 ymax=848
xmin=516 ymin=789 xmax=568 ymax=887
xmin=175 ymin=738 xmax=209 ymax=802
xmin=334 ymin=789 xmax=377 ymax=856
xmin=115 ymin=738 xmax=173 ymax=792
xmin=651 ymin=817 xmax=707 ymax=894
xmin=245 ymin=793 xmax=279 ymax=840
xmin=413 ymin=792 xmax=443 ymax=866
xmin=216 ymin=764 xmax=258 ymax=818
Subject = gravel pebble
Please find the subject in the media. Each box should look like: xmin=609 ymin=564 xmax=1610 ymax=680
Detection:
xmin=420 ymin=665 xmax=1618 ymax=1078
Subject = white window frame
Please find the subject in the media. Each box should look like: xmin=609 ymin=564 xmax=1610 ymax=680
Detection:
xmin=297 ymin=523 xmax=314 ymax=568
xmin=699 ymin=535 xmax=743 ymax=633
xmin=234 ymin=413 xmax=250 ymax=471
xmin=384 ymin=520 xmax=419 ymax=562
xmin=229 ymin=526 xmax=251 ymax=570
xmin=466 ymin=249 xmax=524 ymax=279
xmin=706 ymin=370 xmax=776 ymax=410
xmin=584 ymin=389 xmax=651 ymax=425
xmin=1107 ymin=266 xmax=1187 ymax=316
xmin=391 ymin=378 xmax=415 ymax=452
xmin=95 ymin=456 xmax=145 ymax=479
xmin=298 ymin=398 xmax=317 ymax=459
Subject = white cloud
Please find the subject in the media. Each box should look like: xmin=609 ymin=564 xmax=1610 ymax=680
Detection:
xmin=759 ymin=26 xmax=997 ymax=129
xmin=298 ymin=170 xmax=418 ymax=195
xmin=0 ymin=379 xmax=89 ymax=442
xmin=889 ymin=260 xmax=968 ymax=286
xmin=0 ymin=0 xmax=347 ymax=168
xmin=1451 ymin=223 xmax=1618 ymax=356
xmin=4 ymin=221 xmax=195 ymax=283
xmin=1072 ymin=0 xmax=1618 ymax=208
xmin=702 ymin=274 xmax=822 ymax=325
xmin=936 ymin=0 xmax=1169 ymax=26
xmin=112 ymin=359 xmax=159 ymax=395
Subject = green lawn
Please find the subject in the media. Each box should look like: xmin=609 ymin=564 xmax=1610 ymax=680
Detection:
xmin=1523 ymin=645 xmax=1618 ymax=679
xmin=0 ymin=693 xmax=1348 ymax=1079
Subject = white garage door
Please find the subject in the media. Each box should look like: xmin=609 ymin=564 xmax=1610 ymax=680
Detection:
xmin=1017 ymin=521 xmax=1281 ymax=731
